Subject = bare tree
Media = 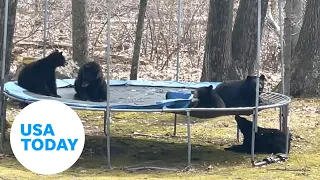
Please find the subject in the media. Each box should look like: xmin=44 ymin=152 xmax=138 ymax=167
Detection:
xmin=201 ymin=0 xmax=270 ymax=82
xmin=200 ymin=0 xmax=233 ymax=82
xmin=0 ymin=0 xmax=18 ymax=77
xmin=229 ymin=0 xmax=269 ymax=80
xmin=0 ymin=0 xmax=18 ymax=135
xmin=290 ymin=0 xmax=320 ymax=97
xmin=130 ymin=0 xmax=148 ymax=80
xmin=72 ymin=0 xmax=88 ymax=67
xmin=283 ymin=0 xmax=292 ymax=95
xmin=291 ymin=0 xmax=304 ymax=48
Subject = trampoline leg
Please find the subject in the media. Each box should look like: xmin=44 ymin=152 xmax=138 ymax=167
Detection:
xmin=104 ymin=110 xmax=111 ymax=169
xmin=173 ymin=114 xmax=177 ymax=137
xmin=236 ymin=125 xmax=240 ymax=142
xmin=283 ymin=105 xmax=290 ymax=155
xmin=251 ymin=110 xmax=258 ymax=166
xmin=103 ymin=111 xmax=107 ymax=137
xmin=279 ymin=107 xmax=283 ymax=132
xmin=282 ymin=105 xmax=289 ymax=135
xmin=186 ymin=111 xmax=191 ymax=166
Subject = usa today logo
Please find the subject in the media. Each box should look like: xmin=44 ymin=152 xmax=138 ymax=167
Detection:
xmin=10 ymin=100 xmax=85 ymax=175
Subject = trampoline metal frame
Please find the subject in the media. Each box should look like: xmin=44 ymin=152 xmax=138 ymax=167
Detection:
xmin=0 ymin=0 xmax=291 ymax=170
xmin=1 ymin=90 xmax=291 ymax=168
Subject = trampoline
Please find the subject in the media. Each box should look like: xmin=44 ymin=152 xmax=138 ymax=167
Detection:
xmin=0 ymin=0 xmax=291 ymax=170
xmin=3 ymin=79 xmax=290 ymax=115
xmin=3 ymin=79 xmax=219 ymax=111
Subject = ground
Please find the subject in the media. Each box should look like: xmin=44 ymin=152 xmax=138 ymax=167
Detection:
xmin=1 ymin=98 xmax=320 ymax=179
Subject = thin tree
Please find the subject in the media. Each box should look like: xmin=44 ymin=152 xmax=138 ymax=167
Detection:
xmin=200 ymin=0 xmax=234 ymax=82
xmin=72 ymin=0 xmax=89 ymax=67
xmin=130 ymin=0 xmax=148 ymax=80
xmin=283 ymin=0 xmax=292 ymax=95
xmin=290 ymin=0 xmax=320 ymax=97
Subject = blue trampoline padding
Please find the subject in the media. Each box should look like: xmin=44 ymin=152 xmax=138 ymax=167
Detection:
xmin=4 ymin=79 xmax=222 ymax=110
xmin=61 ymin=79 xmax=222 ymax=89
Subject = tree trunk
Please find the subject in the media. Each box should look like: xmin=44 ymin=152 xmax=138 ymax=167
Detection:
xmin=290 ymin=0 xmax=320 ymax=97
xmin=0 ymin=0 xmax=18 ymax=135
xmin=72 ymin=0 xmax=88 ymax=67
xmin=272 ymin=0 xmax=304 ymax=93
xmin=283 ymin=0 xmax=292 ymax=96
xmin=200 ymin=0 xmax=233 ymax=82
xmin=229 ymin=0 xmax=269 ymax=80
xmin=130 ymin=0 xmax=148 ymax=80
xmin=0 ymin=0 xmax=18 ymax=77
xmin=291 ymin=0 xmax=304 ymax=48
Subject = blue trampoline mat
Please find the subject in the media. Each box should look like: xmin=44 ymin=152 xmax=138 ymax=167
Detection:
xmin=4 ymin=79 xmax=222 ymax=110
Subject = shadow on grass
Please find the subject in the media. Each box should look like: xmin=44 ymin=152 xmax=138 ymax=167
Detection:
xmin=0 ymin=134 xmax=252 ymax=175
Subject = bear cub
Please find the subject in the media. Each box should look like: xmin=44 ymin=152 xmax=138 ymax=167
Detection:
xmin=189 ymin=85 xmax=226 ymax=108
xmin=214 ymin=75 xmax=266 ymax=108
xmin=225 ymin=115 xmax=291 ymax=154
xmin=74 ymin=61 xmax=107 ymax=102
xmin=17 ymin=50 xmax=66 ymax=97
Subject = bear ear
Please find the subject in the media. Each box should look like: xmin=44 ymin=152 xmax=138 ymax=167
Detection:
xmin=96 ymin=71 xmax=103 ymax=79
xmin=259 ymin=74 xmax=265 ymax=81
xmin=59 ymin=51 xmax=63 ymax=55
xmin=208 ymin=85 xmax=213 ymax=90
xmin=84 ymin=63 xmax=90 ymax=68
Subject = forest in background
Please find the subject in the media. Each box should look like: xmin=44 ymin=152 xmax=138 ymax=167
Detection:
xmin=1 ymin=0 xmax=319 ymax=97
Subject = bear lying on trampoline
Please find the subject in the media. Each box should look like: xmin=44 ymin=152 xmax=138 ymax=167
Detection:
xmin=189 ymin=85 xmax=226 ymax=108
xmin=74 ymin=61 xmax=107 ymax=102
xmin=214 ymin=74 xmax=266 ymax=108
xmin=187 ymin=75 xmax=265 ymax=109
xmin=17 ymin=50 xmax=66 ymax=98
xmin=225 ymin=115 xmax=291 ymax=154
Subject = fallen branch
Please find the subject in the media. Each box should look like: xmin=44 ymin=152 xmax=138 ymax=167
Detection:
xmin=180 ymin=165 xmax=194 ymax=172
xmin=265 ymin=10 xmax=280 ymax=37
xmin=125 ymin=166 xmax=179 ymax=172
xmin=13 ymin=24 xmax=43 ymax=45
xmin=14 ymin=11 xmax=72 ymax=45
xmin=132 ymin=132 xmax=161 ymax=138
xmin=123 ymin=160 xmax=161 ymax=169
xmin=15 ymin=41 xmax=72 ymax=50
xmin=267 ymin=167 xmax=310 ymax=172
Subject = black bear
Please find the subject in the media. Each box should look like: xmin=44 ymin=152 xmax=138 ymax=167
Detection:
xmin=214 ymin=75 xmax=266 ymax=108
xmin=17 ymin=50 xmax=66 ymax=98
xmin=189 ymin=85 xmax=226 ymax=108
xmin=74 ymin=61 xmax=107 ymax=102
xmin=225 ymin=115 xmax=291 ymax=154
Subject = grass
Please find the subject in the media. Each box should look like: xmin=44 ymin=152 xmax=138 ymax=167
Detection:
xmin=1 ymin=98 xmax=320 ymax=179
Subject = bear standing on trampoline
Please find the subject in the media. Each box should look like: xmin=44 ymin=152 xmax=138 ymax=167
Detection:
xmin=74 ymin=61 xmax=107 ymax=102
xmin=214 ymin=75 xmax=266 ymax=108
xmin=189 ymin=85 xmax=226 ymax=108
xmin=17 ymin=50 xmax=66 ymax=98
xmin=224 ymin=115 xmax=291 ymax=154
